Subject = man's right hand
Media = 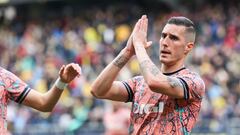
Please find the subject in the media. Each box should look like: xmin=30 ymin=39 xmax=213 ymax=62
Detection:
xmin=123 ymin=18 xmax=153 ymax=58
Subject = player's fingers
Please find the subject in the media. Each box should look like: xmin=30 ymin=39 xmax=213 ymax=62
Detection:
xmin=137 ymin=19 xmax=141 ymax=30
xmin=59 ymin=65 xmax=65 ymax=76
xmin=132 ymin=17 xmax=141 ymax=33
xmin=141 ymin=15 xmax=146 ymax=29
xmin=73 ymin=63 xmax=82 ymax=75
xmin=144 ymin=16 xmax=148 ymax=33
xmin=139 ymin=16 xmax=144 ymax=29
xmin=140 ymin=15 xmax=146 ymax=29
xmin=133 ymin=19 xmax=141 ymax=34
xmin=145 ymin=41 xmax=153 ymax=48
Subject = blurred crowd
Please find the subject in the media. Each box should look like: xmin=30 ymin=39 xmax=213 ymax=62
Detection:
xmin=0 ymin=1 xmax=239 ymax=134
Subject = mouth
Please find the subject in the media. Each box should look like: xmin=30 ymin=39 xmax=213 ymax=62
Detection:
xmin=161 ymin=50 xmax=171 ymax=55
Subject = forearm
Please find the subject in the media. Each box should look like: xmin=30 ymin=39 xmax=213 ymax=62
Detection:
xmin=134 ymin=45 xmax=164 ymax=83
xmin=22 ymin=63 xmax=81 ymax=112
xmin=40 ymin=86 xmax=63 ymax=111
xmin=134 ymin=45 xmax=184 ymax=98
xmin=23 ymin=80 xmax=65 ymax=112
xmin=91 ymin=49 xmax=131 ymax=97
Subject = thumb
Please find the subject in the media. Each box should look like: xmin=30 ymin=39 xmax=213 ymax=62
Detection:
xmin=59 ymin=65 xmax=65 ymax=77
xmin=145 ymin=41 xmax=153 ymax=48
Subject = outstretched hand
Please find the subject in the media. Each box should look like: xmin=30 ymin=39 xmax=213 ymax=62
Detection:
xmin=132 ymin=15 xmax=152 ymax=49
xmin=59 ymin=63 xmax=82 ymax=83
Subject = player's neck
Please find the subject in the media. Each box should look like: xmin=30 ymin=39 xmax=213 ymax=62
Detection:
xmin=161 ymin=62 xmax=185 ymax=74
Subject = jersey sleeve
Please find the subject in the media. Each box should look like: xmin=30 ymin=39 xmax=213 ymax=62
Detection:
xmin=1 ymin=68 xmax=31 ymax=104
xmin=121 ymin=76 xmax=141 ymax=102
xmin=177 ymin=73 xmax=205 ymax=100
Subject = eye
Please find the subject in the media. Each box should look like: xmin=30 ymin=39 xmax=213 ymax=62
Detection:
xmin=161 ymin=33 xmax=167 ymax=38
xmin=169 ymin=35 xmax=179 ymax=41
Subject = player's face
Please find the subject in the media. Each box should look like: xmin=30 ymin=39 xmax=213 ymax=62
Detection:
xmin=159 ymin=24 xmax=187 ymax=65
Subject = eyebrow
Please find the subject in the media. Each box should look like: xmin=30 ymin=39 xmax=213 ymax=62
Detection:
xmin=162 ymin=32 xmax=179 ymax=38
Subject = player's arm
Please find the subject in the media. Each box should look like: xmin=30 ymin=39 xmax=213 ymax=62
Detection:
xmin=91 ymin=49 xmax=131 ymax=102
xmin=132 ymin=15 xmax=184 ymax=99
xmin=136 ymin=57 xmax=185 ymax=98
xmin=22 ymin=63 xmax=81 ymax=112
xmin=91 ymin=18 xmax=152 ymax=102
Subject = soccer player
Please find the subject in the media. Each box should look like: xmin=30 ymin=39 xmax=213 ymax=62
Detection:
xmin=0 ymin=63 xmax=81 ymax=134
xmin=91 ymin=15 xmax=205 ymax=134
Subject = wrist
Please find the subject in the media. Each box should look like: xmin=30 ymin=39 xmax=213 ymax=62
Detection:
xmin=121 ymin=48 xmax=133 ymax=59
xmin=134 ymin=43 xmax=146 ymax=52
xmin=113 ymin=50 xmax=130 ymax=69
xmin=134 ymin=42 xmax=145 ymax=48
xmin=54 ymin=78 xmax=68 ymax=90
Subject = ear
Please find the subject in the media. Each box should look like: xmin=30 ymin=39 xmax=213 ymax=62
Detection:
xmin=184 ymin=42 xmax=194 ymax=54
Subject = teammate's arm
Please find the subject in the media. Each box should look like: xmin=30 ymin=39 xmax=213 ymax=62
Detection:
xmin=22 ymin=63 xmax=81 ymax=112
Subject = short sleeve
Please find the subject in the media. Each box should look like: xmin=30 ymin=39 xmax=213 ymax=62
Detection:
xmin=1 ymin=68 xmax=31 ymax=104
xmin=121 ymin=76 xmax=142 ymax=102
xmin=177 ymin=73 xmax=205 ymax=100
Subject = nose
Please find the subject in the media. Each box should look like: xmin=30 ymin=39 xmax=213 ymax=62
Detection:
xmin=160 ymin=36 xmax=169 ymax=48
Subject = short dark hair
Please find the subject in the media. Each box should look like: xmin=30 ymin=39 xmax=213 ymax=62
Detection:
xmin=167 ymin=16 xmax=195 ymax=27
xmin=167 ymin=16 xmax=196 ymax=42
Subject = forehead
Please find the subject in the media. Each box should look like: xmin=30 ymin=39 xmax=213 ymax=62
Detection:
xmin=162 ymin=24 xmax=186 ymax=36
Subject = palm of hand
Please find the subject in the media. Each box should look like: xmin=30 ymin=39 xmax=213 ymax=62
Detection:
xmin=132 ymin=15 xmax=148 ymax=47
xmin=124 ymin=15 xmax=152 ymax=55
xmin=133 ymin=30 xmax=147 ymax=46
